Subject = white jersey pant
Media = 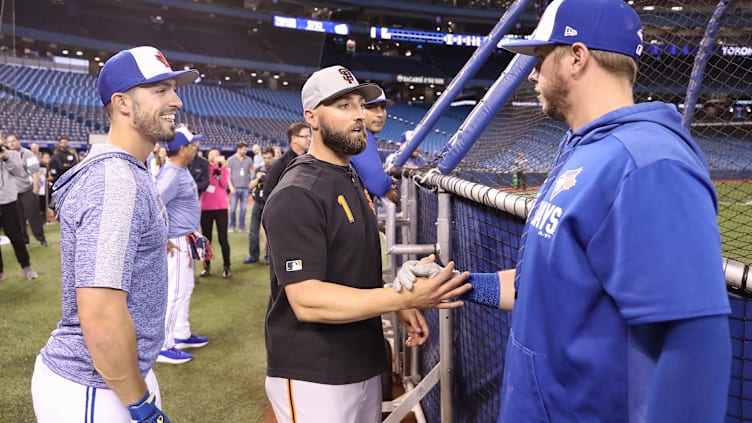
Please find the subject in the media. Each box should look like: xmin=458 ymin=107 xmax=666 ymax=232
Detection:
xmin=266 ymin=375 xmax=381 ymax=423
xmin=31 ymin=355 xmax=161 ymax=423
xmin=163 ymin=235 xmax=196 ymax=350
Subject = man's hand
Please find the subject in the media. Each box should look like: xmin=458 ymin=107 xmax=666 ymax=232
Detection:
xmin=166 ymin=240 xmax=179 ymax=257
xmin=396 ymin=309 xmax=429 ymax=347
xmin=385 ymin=186 xmax=400 ymax=205
xmin=128 ymin=392 xmax=171 ymax=423
xmin=393 ymin=254 xmax=443 ymax=292
xmin=402 ymin=262 xmax=470 ymax=310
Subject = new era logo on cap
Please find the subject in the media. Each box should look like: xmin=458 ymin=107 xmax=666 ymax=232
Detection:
xmin=301 ymin=65 xmax=383 ymax=110
xmin=564 ymin=26 xmax=578 ymax=37
xmin=500 ymin=0 xmax=643 ymax=61
xmin=97 ymin=46 xmax=199 ymax=106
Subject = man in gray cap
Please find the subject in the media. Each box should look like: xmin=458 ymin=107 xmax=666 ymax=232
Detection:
xmin=32 ymin=46 xmax=197 ymax=423
xmin=262 ymin=65 xmax=471 ymax=422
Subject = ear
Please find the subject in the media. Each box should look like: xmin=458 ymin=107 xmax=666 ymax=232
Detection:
xmin=569 ymin=42 xmax=590 ymax=77
xmin=303 ymin=109 xmax=318 ymax=130
xmin=112 ymin=93 xmax=131 ymax=116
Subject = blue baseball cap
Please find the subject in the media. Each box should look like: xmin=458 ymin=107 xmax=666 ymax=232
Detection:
xmin=365 ymin=89 xmax=395 ymax=107
xmin=500 ymin=0 xmax=643 ymax=61
xmin=97 ymin=46 xmax=199 ymax=106
xmin=166 ymin=126 xmax=203 ymax=152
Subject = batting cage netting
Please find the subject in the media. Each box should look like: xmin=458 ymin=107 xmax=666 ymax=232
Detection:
xmin=398 ymin=1 xmax=752 ymax=422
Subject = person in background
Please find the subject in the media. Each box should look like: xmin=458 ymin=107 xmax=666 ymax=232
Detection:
xmin=38 ymin=152 xmax=52 ymax=224
xmin=396 ymin=1 xmax=731 ymax=421
xmin=350 ymin=88 xmax=400 ymax=204
xmin=199 ymin=149 xmax=232 ymax=279
xmin=29 ymin=142 xmax=42 ymax=162
xmin=31 ymin=45 xmax=197 ymax=423
xmin=0 ymin=136 xmax=39 ymax=281
xmin=49 ymin=137 xmax=79 ymax=184
xmin=155 ymin=127 xmax=209 ymax=365
xmin=243 ymin=146 xmax=276 ymax=265
xmin=6 ymin=133 xmax=48 ymax=246
xmin=384 ymin=131 xmax=427 ymax=169
xmin=226 ymin=141 xmax=253 ymax=232
xmin=251 ymin=143 xmax=264 ymax=171
xmin=261 ymin=122 xmax=310 ymax=200
xmin=149 ymin=144 xmax=167 ymax=179
xmin=511 ymin=152 xmax=529 ymax=190
xmin=189 ymin=148 xmax=210 ymax=196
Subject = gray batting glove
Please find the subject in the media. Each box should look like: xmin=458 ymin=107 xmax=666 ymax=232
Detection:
xmin=393 ymin=260 xmax=444 ymax=292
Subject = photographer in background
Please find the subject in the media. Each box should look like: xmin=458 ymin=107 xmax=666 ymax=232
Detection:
xmin=199 ymin=149 xmax=232 ymax=279
xmin=5 ymin=134 xmax=48 ymax=246
xmin=244 ymin=146 xmax=276 ymax=265
xmin=0 ymin=137 xmax=38 ymax=281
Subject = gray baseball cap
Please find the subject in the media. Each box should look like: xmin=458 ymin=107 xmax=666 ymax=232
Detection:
xmin=301 ymin=65 xmax=382 ymax=110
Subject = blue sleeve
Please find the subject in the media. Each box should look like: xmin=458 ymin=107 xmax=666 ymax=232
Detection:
xmin=155 ymin=168 xmax=179 ymax=205
xmin=633 ymin=315 xmax=730 ymax=423
xmin=350 ymin=132 xmax=393 ymax=196
xmin=590 ymin=161 xmax=729 ymax=324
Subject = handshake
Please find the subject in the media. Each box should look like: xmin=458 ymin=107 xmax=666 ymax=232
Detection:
xmin=392 ymin=256 xmax=502 ymax=309
xmin=393 ymin=257 xmax=458 ymax=293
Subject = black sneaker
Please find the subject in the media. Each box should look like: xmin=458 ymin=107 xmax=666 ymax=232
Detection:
xmin=200 ymin=262 xmax=210 ymax=277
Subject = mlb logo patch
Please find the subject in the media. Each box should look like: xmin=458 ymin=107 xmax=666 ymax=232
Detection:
xmin=286 ymin=260 xmax=303 ymax=272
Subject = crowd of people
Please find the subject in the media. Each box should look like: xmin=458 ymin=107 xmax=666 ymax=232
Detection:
xmin=18 ymin=1 xmax=734 ymax=421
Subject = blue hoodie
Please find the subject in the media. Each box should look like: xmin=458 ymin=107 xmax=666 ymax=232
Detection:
xmin=40 ymin=144 xmax=168 ymax=388
xmin=500 ymin=102 xmax=730 ymax=422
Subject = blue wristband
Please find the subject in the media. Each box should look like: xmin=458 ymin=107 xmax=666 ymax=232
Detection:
xmin=461 ymin=273 xmax=501 ymax=308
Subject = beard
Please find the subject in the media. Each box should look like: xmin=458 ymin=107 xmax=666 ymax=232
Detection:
xmin=539 ymin=65 xmax=570 ymax=123
xmin=132 ymin=99 xmax=175 ymax=142
xmin=320 ymin=118 xmax=367 ymax=156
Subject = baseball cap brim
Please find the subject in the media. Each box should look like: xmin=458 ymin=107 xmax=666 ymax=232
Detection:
xmin=317 ymin=83 xmax=382 ymax=108
xmin=500 ymin=39 xmax=556 ymax=56
xmin=140 ymin=69 xmax=199 ymax=89
xmin=366 ymin=98 xmax=395 ymax=107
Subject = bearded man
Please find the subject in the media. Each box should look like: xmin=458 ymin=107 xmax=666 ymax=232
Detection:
xmin=261 ymin=65 xmax=472 ymax=423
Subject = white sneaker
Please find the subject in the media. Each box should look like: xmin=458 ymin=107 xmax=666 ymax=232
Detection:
xmin=23 ymin=266 xmax=38 ymax=280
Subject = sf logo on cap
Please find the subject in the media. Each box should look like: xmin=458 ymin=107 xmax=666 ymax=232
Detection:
xmin=338 ymin=68 xmax=355 ymax=85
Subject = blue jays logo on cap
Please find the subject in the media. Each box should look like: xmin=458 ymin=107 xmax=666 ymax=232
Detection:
xmin=165 ymin=126 xmax=203 ymax=152
xmin=97 ymin=46 xmax=199 ymax=106
xmin=500 ymin=0 xmax=643 ymax=61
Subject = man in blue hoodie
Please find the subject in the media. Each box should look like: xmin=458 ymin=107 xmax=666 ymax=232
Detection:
xmin=31 ymin=46 xmax=197 ymax=423
xmin=396 ymin=1 xmax=731 ymax=422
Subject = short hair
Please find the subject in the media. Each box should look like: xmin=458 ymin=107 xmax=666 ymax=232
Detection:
xmin=5 ymin=133 xmax=18 ymax=140
xmin=262 ymin=146 xmax=275 ymax=156
xmin=552 ymin=45 xmax=638 ymax=85
xmin=590 ymin=49 xmax=638 ymax=85
xmin=167 ymin=146 xmax=182 ymax=158
xmin=236 ymin=141 xmax=248 ymax=148
xmin=287 ymin=122 xmax=309 ymax=145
